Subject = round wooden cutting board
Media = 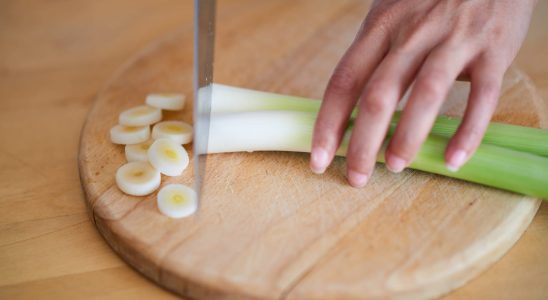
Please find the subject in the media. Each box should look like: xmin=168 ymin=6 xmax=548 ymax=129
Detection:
xmin=79 ymin=1 xmax=546 ymax=299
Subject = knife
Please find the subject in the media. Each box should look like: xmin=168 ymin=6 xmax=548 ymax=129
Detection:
xmin=193 ymin=0 xmax=216 ymax=205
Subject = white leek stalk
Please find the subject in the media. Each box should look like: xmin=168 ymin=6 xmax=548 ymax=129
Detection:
xmin=210 ymin=84 xmax=548 ymax=157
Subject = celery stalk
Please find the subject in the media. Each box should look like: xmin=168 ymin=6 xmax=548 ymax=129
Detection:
xmin=211 ymin=84 xmax=548 ymax=157
xmin=208 ymin=111 xmax=548 ymax=199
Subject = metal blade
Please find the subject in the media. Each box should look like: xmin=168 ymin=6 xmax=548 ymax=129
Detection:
xmin=193 ymin=0 xmax=216 ymax=203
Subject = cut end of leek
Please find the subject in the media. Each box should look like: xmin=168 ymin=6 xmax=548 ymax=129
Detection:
xmin=148 ymin=138 xmax=189 ymax=176
xmin=115 ymin=161 xmax=161 ymax=196
xmin=146 ymin=93 xmax=185 ymax=111
xmin=152 ymin=121 xmax=193 ymax=144
xmin=125 ymin=140 xmax=154 ymax=162
xmin=157 ymin=183 xmax=197 ymax=218
xmin=110 ymin=124 xmax=150 ymax=145
xmin=119 ymin=105 xmax=162 ymax=126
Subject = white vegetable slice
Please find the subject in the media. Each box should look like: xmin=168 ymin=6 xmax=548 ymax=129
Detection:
xmin=115 ymin=161 xmax=161 ymax=196
xmin=110 ymin=124 xmax=150 ymax=145
xmin=125 ymin=139 xmax=154 ymax=162
xmin=152 ymin=121 xmax=193 ymax=144
xmin=157 ymin=184 xmax=197 ymax=218
xmin=119 ymin=105 xmax=162 ymax=126
xmin=146 ymin=93 xmax=185 ymax=111
xmin=148 ymin=138 xmax=189 ymax=176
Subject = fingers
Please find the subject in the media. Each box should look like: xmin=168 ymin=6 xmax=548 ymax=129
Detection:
xmin=311 ymin=29 xmax=388 ymax=174
xmin=445 ymin=60 xmax=503 ymax=171
xmin=346 ymin=51 xmax=425 ymax=187
xmin=386 ymin=45 xmax=473 ymax=172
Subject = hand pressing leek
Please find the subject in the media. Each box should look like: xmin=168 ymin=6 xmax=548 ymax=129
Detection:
xmin=209 ymin=84 xmax=548 ymax=157
xmin=206 ymin=88 xmax=548 ymax=199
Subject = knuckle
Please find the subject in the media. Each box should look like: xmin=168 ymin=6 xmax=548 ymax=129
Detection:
xmin=315 ymin=117 xmax=346 ymax=139
xmin=361 ymin=91 xmax=390 ymax=115
xmin=392 ymin=30 xmax=423 ymax=54
xmin=456 ymin=13 xmax=485 ymax=37
xmin=472 ymin=61 xmax=503 ymax=104
xmin=365 ymin=6 xmax=396 ymax=32
xmin=488 ymin=24 xmax=505 ymax=43
xmin=483 ymin=51 xmax=511 ymax=70
xmin=479 ymin=79 xmax=501 ymax=102
xmin=313 ymin=135 xmax=336 ymax=152
xmin=443 ymin=34 xmax=467 ymax=52
xmin=480 ymin=88 xmax=499 ymax=108
xmin=391 ymin=15 xmax=432 ymax=54
xmin=471 ymin=24 xmax=506 ymax=51
xmin=312 ymin=129 xmax=338 ymax=152
xmin=416 ymin=75 xmax=446 ymax=102
xmin=327 ymin=66 xmax=359 ymax=96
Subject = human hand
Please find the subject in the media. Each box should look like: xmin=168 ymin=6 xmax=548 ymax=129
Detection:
xmin=310 ymin=0 xmax=536 ymax=187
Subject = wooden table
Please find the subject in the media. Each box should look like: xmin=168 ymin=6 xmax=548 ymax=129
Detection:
xmin=0 ymin=1 xmax=546 ymax=299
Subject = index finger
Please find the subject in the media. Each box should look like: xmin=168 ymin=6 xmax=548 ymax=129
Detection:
xmin=311 ymin=28 xmax=388 ymax=174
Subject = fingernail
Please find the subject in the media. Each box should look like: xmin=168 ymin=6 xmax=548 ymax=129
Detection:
xmin=347 ymin=170 xmax=369 ymax=188
xmin=447 ymin=149 xmax=467 ymax=172
xmin=386 ymin=155 xmax=406 ymax=173
xmin=311 ymin=147 xmax=329 ymax=174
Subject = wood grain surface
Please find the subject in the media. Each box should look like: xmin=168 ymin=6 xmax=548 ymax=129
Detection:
xmin=1 ymin=1 xmax=548 ymax=299
xmin=78 ymin=0 xmax=546 ymax=299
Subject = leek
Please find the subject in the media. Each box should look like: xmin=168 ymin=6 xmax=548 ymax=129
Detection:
xmin=208 ymin=111 xmax=548 ymax=199
xmin=210 ymin=84 xmax=548 ymax=157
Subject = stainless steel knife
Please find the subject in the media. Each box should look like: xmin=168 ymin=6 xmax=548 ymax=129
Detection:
xmin=193 ymin=0 xmax=216 ymax=205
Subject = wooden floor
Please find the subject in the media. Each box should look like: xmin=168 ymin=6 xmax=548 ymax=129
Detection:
xmin=0 ymin=1 xmax=547 ymax=299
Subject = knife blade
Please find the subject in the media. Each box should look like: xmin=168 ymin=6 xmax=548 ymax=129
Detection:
xmin=193 ymin=0 xmax=216 ymax=204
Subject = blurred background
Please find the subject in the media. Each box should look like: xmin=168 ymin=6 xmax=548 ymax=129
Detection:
xmin=0 ymin=1 xmax=546 ymax=299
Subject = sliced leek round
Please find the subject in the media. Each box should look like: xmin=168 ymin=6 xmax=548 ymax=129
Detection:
xmin=146 ymin=93 xmax=185 ymax=111
xmin=157 ymin=183 xmax=197 ymax=218
xmin=148 ymin=138 xmax=189 ymax=176
xmin=152 ymin=121 xmax=193 ymax=144
xmin=115 ymin=161 xmax=161 ymax=196
xmin=119 ymin=105 xmax=162 ymax=126
xmin=125 ymin=139 xmax=154 ymax=162
xmin=110 ymin=124 xmax=150 ymax=145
